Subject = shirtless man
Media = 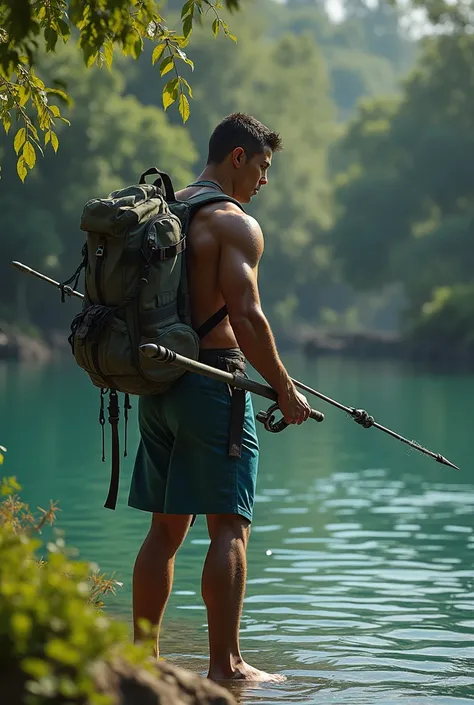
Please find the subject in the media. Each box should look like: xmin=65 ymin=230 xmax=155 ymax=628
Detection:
xmin=129 ymin=113 xmax=311 ymax=681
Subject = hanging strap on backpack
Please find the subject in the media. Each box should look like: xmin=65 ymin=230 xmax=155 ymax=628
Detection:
xmin=103 ymin=390 xmax=120 ymax=510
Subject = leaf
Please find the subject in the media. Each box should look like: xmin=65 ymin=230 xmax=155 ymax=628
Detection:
xmin=49 ymin=105 xmax=60 ymax=117
xmin=162 ymin=78 xmax=179 ymax=110
xmin=28 ymin=124 xmax=39 ymax=141
xmin=17 ymin=156 xmax=27 ymax=182
xmin=44 ymin=26 xmax=58 ymax=52
xmin=220 ymin=20 xmax=237 ymax=41
xmin=86 ymin=51 xmax=98 ymax=68
xmin=14 ymin=128 xmax=26 ymax=154
xmin=212 ymin=19 xmax=220 ymax=37
xmin=133 ymin=36 xmax=143 ymax=60
xmin=2 ymin=112 xmax=11 ymax=134
xmin=57 ymin=19 xmax=71 ymax=41
xmin=179 ymin=93 xmax=190 ymax=123
xmin=183 ymin=14 xmax=193 ymax=39
xmin=152 ymin=42 xmax=166 ymax=65
xmin=103 ymin=40 xmax=114 ymax=69
xmin=179 ymin=77 xmax=193 ymax=98
xmin=22 ymin=141 xmax=36 ymax=169
xmin=159 ymin=56 xmax=174 ymax=77
xmin=18 ymin=86 xmax=30 ymax=107
xmin=51 ymin=132 xmax=59 ymax=152
xmin=175 ymin=35 xmax=190 ymax=48
xmin=174 ymin=46 xmax=194 ymax=70
xmin=162 ymin=88 xmax=177 ymax=111
xmin=46 ymin=88 xmax=72 ymax=106
xmin=45 ymin=130 xmax=51 ymax=146
xmin=181 ymin=0 xmax=194 ymax=19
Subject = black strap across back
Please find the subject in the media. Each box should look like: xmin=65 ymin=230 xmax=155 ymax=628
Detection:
xmin=186 ymin=180 xmax=244 ymax=342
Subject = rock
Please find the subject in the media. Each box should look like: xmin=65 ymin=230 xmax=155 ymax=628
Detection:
xmin=302 ymin=329 xmax=402 ymax=359
xmin=92 ymin=658 xmax=236 ymax=705
xmin=0 ymin=324 xmax=52 ymax=363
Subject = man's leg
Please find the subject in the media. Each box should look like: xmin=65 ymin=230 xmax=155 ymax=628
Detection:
xmin=133 ymin=512 xmax=193 ymax=657
xmin=203 ymin=513 xmax=285 ymax=682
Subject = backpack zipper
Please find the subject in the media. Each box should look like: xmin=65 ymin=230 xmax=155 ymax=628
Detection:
xmin=95 ymin=240 xmax=106 ymax=303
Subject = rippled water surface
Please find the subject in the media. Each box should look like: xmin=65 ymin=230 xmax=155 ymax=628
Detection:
xmin=1 ymin=354 xmax=473 ymax=704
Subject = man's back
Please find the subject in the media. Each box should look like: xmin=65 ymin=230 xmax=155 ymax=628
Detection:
xmin=176 ymin=184 xmax=244 ymax=350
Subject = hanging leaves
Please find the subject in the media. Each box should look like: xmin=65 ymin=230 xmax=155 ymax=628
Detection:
xmin=0 ymin=0 xmax=240 ymax=180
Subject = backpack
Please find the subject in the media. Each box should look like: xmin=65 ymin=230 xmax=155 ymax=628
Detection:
xmin=61 ymin=167 xmax=243 ymax=510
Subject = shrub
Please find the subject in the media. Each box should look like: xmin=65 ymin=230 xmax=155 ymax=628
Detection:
xmin=0 ymin=461 xmax=152 ymax=705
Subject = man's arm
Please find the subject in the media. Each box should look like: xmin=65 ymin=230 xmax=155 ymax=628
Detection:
xmin=216 ymin=209 xmax=310 ymax=424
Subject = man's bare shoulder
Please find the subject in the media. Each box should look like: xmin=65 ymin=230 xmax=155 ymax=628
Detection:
xmin=207 ymin=203 xmax=263 ymax=249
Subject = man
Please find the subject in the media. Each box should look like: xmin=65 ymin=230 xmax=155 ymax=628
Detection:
xmin=129 ymin=113 xmax=311 ymax=681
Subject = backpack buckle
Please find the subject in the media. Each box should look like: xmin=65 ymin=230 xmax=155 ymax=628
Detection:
xmin=96 ymin=244 xmax=105 ymax=257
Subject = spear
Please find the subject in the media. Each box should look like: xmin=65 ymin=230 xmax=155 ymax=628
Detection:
xmin=11 ymin=260 xmax=460 ymax=470
xmin=289 ymin=377 xmax=459 ymax=470
xmin=11 ymin=261 xmax=84 ymax=300
xmin=140 ymin=343 xmax=460 ymax=471
xmin=139 ymin=343 xmax=325 ymax=427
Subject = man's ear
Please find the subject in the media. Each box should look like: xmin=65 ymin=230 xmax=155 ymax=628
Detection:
xmin=232 ymin=147 xmax=246 ymax=169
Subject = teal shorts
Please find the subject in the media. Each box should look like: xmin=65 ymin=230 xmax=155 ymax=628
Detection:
xmin=128 ymin=352 xmax=259 ymax=523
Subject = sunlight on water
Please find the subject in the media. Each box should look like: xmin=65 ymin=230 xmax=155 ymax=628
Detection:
xmin=1 ymin=353 xmax=473 ymax=704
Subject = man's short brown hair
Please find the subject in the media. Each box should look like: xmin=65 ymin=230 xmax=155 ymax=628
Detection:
xmin=207 ymin=113 xmax=282 ymax=164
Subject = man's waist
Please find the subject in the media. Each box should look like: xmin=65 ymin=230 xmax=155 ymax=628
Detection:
xmin=198 ymin=347 xmax=246 ymax=374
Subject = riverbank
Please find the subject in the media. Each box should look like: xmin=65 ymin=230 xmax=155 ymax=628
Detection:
xmin=1 ymin=321 xmax=471 ymax=367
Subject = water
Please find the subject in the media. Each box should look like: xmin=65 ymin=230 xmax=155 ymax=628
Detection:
xmin=1 ymin=354 xmax=473 ymax=704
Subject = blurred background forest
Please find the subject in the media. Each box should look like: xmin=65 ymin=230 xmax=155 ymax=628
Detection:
xmin=1 ymin=0 xmax=473 ymax=360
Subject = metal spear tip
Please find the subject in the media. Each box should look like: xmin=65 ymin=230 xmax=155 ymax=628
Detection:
xmin=11 ymin=261 xmax=29 ymax=272
xmin=437 ymin=454 xmax=460 ymax=471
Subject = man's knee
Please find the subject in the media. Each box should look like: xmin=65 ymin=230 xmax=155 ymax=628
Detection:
xmin=149 ymin=513 xmax=193 ymax=553
xmin=206 ymin=513 xmax=251 ymax=546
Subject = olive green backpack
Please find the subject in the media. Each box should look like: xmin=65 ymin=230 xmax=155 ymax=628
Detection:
xmin=61 ymin=168 xmax=243 ymax=509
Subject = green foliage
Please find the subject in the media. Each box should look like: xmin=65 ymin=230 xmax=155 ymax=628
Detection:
xmin=0 ymin=467 xmax=156 ymax=704
xmin=274 ymin=0 xmax=414 ymax=120
xmin=128 ymin=5 xmax=338 ymax=324
xmin=331 ymin=32 xmax=474 ymax=343
xmin=0 ymin=0 xmax=239 ymax=180
xmin=0 ymin=42 xmax=197 ymax=328
xmin=2 ymin=0 xmax=457 ymax=341
xmin=406 ymin=285 xmax=474 ymax=354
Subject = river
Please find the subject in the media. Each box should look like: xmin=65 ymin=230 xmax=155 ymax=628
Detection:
xmin=1 ymin=353 xmax=472 ymax=704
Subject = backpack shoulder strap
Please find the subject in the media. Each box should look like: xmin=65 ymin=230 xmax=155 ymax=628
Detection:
xmin=188 ymin=180 xmax=224 ymax=191
xmin=185 ymin=189 xmax=244 ymax=340
xmin=186 ymin=191 xmax=245 ymax=214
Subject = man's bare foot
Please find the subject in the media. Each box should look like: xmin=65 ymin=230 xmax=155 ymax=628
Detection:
xmin=208 ymin=660 xmax=286 ymax=683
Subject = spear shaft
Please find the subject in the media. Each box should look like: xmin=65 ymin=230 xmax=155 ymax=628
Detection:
xmin=11 ymin=259 xmax=460 ymax=470
xmin=291 ymin=378 xmax=459 ymax=470
xmin=11 ymin=261 xmax=84 ymax=300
